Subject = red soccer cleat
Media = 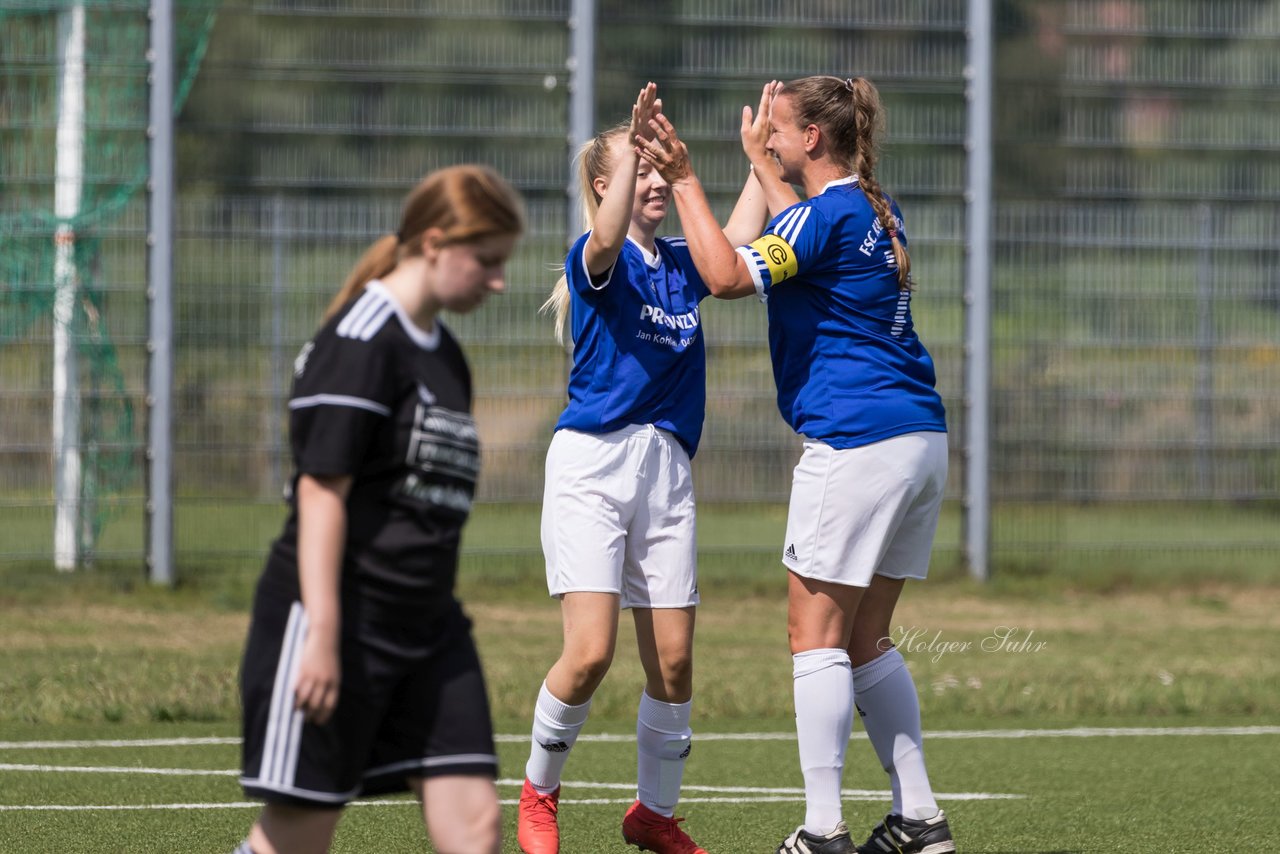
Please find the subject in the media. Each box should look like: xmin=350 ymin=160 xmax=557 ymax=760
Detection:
xmin=622 ymin=799 xmax=709 ymax=854
xmin=517 ymin=779 xmax=561 ymax=854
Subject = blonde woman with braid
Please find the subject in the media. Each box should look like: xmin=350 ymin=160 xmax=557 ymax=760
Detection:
xmin=517 ymin=82 xmax=769 ymax=854
xmin=638 ymin=77 xmax=955 ymax=854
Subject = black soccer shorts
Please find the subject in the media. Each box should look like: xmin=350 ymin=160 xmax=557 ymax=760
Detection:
xmin=239 ymin=575 xmax=498 ymax=807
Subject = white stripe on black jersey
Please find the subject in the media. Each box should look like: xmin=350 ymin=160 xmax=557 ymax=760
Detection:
xmin=288 ymin=393 xmax=392 ymax=416
xmin=336 ymin=287 xmax=395 ymax=341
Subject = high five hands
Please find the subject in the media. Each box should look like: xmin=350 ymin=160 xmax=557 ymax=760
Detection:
xmin=636 ymin=108 xmax=691 ymax=185
xmin=636 ymin=80 xmax=784 ymax=186
xmin=631 ymin=82 xmax=662 ymax=147
xmin=742 ymin=80 xmax=781 ymax=168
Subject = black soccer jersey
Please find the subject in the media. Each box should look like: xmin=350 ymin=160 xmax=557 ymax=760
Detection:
xmin=265 ymin=281 xmax=479 ymax=606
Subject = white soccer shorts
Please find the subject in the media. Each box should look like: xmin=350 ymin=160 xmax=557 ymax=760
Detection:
xmin=781 ymin=431 xmax=948 ymax=587
xmin=541 ymin=425 xmax=699 ymax=609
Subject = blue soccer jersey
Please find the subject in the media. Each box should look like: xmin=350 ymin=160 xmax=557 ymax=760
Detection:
xmin=556 ymin=232 xmax=711 ymax=457
xmin=735 ymin=176 xmax=947 ymax=448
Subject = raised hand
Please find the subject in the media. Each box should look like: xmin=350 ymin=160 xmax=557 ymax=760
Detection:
xmin=637 ymin=111 xmax=692 ymax=185
xmin=630 ymin=82 xmax=662 ymax=145
xmin=742 ymin=79 xmax=780 ymax=164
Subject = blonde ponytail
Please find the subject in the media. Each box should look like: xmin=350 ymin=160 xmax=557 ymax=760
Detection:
xmin=543 ymin=126 xmax=629 ymax=345
xmin=542 ymin=275 xmax=572 ymax=344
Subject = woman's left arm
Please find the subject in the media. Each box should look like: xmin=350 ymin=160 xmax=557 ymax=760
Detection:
xmin=721 ymin=166 xmax=768 ymax=248
xmin=641 ymin=113 xmax=759 ymax=299
xmin=293 ymin=472 xmax=352 ymax=726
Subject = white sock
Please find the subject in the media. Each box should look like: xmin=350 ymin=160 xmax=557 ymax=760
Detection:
xmin=792 ymin=648 xmax=854 ymax=836
xmin=524 ymin=681 xmax=592 ymax=793
xmin=232 ymin=843 xmax=254 ymax=854
xmin=851 ymin=647 xmax=939 ymax=821
xmin=636 ymin=691 xmax=693 ymax=817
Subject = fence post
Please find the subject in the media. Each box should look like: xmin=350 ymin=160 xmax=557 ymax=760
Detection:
xmin=964 ymin=0 xmax=994 ymax=580
xmin=1194 ymin=202 xmax=1214 ymax=496
xmin=147 ymin=0 xmax=175 ymax=585
xmin=53 ymin=3 xmax=86 ymax=572
xmin=567 ymin=0 xmax=595 ymax=241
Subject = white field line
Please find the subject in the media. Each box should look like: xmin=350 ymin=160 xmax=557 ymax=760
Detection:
xmin=907 ymin=725 xmax=1280 ymax=739
xmin=0 ymin=724 xmax=1273 ymax=812
xmin=0 ymin=793 xmax=1026 ymax=814
xmin=497 ymin=725 xmax=1280 ymax=743
xmin=0 ymin=763 xmax=237 ymax=776
xmin=0 ymin=786 xmax=1022 ymax=812
xmin=0 ymin=737 xmax=240 ymax=750
xmin=0 ymin=802 xmax=267 ymax=812
xmin=0 ymin=765 xmax=1018 ymax=803
xmin=0 ymin=796 xmax=955 ymax=812
xmin=2 ymin=725 xmax=1277 ymax=751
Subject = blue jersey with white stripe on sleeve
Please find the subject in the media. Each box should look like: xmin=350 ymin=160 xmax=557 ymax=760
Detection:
xmin=733 ymin=176 xmax=947 ymax=448
xmin=555 ymin=232 xmax=711 ymax=457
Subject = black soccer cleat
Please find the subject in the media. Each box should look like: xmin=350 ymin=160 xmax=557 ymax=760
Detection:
xmin=857 ymin=810 xmax=955 ymax=854
xmin=776 ymin=820 xmax=858 ymax=854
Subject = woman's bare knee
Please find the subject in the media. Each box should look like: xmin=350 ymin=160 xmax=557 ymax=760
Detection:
xmin=419 ymin=777 xmax=502 ymax=854
xmin=429 ymin=801 xmax=500 ymax=854
xmin=634 ymin=607 xmax=695 ymax=701
xmin=249 ymin=803 xmax=342 ymax=854
xmin=848 ymin=575 xmax=906 ymax=666
xmin=552 ymin=644 xmax=614 ymax=695
xmin=550 ymin=592 xmax=620 ymax=700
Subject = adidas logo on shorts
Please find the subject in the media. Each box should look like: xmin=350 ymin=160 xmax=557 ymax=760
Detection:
xmin=784 ymin=543 xmax=798 ymax=561
xmin=540 ymin=740 xmax=570 ymax=753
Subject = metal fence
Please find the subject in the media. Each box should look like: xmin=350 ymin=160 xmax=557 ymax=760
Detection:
xmin=2 ymin=0 xmax=1277 ymax=578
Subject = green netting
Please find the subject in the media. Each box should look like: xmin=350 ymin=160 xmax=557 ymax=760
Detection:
xmin=0 ymin=0 xmax=217 ymax=560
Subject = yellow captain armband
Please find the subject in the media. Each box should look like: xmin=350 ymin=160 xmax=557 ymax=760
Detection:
xmin=749 ymin=233 xmax=799 ymax=284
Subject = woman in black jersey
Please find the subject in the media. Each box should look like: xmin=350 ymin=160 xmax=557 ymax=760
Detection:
xmin=232 ymin=164 xmax=524 ymax=854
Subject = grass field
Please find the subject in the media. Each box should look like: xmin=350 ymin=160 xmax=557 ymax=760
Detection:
xmin=1 ymin=569 xmax=1277 ymax=852
xmin=1 ymin=719 xmax=1276 ymax=852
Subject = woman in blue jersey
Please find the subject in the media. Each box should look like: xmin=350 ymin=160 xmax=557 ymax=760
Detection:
xmin=516 ymin=83 xmax=768 ymax=854
xmin=638 ymin=77 xmax=956 ymax=854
